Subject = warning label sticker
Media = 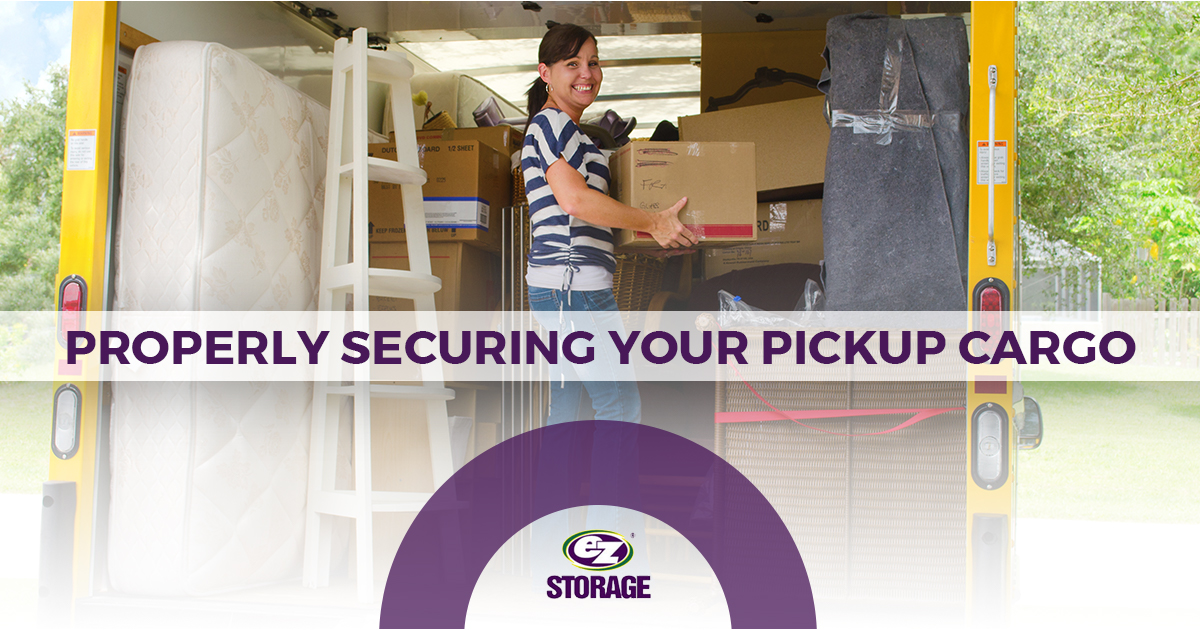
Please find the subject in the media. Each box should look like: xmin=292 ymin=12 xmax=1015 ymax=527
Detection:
xmin=976 ymin=140 xmax=1007 ymax=185
xmin=67 ymin=130 xmax=97 ymax=171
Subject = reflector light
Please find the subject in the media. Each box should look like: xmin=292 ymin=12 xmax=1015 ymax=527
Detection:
xmin=57 ymin=276 xmax=86 ymax=347
xmin=972 ymin=403 xmax=1009 ymax=489
xmin=979 ymin=286 xmax=1002 ymax=355
xmin=51 ymin=384 xmax=81 ymax=460
xmin=977 ymin=411 xmax=1002 ymax=479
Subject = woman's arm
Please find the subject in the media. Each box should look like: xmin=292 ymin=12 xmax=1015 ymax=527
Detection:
xmin=545 ymin=158 xmax=697 ymax=249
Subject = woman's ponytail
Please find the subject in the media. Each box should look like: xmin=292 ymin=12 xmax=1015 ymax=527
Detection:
xmin=525 ymin=76 xmax=549 ymax=133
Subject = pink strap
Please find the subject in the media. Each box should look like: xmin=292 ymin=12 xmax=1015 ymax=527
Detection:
xmin=715 ymin=324 xmax=963 ymax=437
xmin=714 ymin=407 xmax=963 ymax=437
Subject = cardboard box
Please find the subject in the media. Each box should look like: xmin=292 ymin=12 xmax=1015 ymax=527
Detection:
xmin=704 ymin=199 xmax=823 ymax=279
xmin=700 ymin=30 xmax=828 ymax=111
xmin=414 ymin=125 xmax=522 ymax=160
xmin=369 ymin=241 xmax=501 ymax=312
xmin=678 ymin=97 xmax=828 ymax=200
xmin=368 ymin=139 xmax=510 ymax=251
xmin=608 ymin=141 xmax=757 ymax=249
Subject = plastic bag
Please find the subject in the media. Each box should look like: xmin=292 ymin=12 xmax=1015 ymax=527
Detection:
xmin=792 ymin=279 xmax=826 ymax=325
xmin=716 ymin=279 xmax=826 ymax=329
xmin=715 ymin=290 xmax=796 ymax=328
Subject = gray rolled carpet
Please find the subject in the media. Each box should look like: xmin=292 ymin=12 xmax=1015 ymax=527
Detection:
xmin=818 ymin=13 xmax=970 ymax=311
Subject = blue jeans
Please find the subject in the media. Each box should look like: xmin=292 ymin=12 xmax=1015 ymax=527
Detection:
xmin=526 ymin=286 xmax=641 ymax=425
xmin=526 ymin=286 xmax=646 ymax=577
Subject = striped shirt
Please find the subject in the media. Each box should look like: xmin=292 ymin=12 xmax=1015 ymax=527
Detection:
xmin=522 ymin=108 xmax=616 ymax=286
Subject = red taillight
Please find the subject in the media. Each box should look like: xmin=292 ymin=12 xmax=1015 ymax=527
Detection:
xmin=979 ymin=286 xmax=1003 ymax=355
xmin=980 ymin=287 xmax=1002 ymax=311
xmin=57 ymin=276 xmax=86 ymax=347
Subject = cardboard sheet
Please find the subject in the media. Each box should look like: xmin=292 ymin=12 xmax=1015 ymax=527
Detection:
xmin=678 ymin=97 xmax=828 ymax=200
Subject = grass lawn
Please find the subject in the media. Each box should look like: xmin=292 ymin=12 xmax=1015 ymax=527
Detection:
xmin=1018 ymin=380 xmax=1200 ymax=523
xmin=0 ymin=381 xmax=51 ymax=494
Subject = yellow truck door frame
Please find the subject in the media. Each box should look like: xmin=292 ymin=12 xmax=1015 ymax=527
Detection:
xmin=967 ymin=1 xmax=1018 ymax=625
xmin=50 ymin=1 xmax=120 ymax=606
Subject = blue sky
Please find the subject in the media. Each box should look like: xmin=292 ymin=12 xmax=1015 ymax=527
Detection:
xmin=0 ymin=1 xmax=72 ymax=102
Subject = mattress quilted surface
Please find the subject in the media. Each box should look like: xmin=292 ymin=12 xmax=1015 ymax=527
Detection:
xmin=109 ymin=40 xmax=328 ymax=596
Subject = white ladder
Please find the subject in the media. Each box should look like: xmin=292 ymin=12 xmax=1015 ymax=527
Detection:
xmin=303 ymin=28 xmax=456 ymax=603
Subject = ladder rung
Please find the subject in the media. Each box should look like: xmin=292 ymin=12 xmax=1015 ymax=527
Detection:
xmin=321 ymin=265 xmax=442 ymax=297
xmin=326 ymin=384 xmax=455 ymax=400
xmin=369 ymin=267 xmax=442 ymax=298
xmin=332 ymin=50 xmax=413 ymax=82
xmin=366 ymin=49 xmax=413 ymax=82
xmin=338 ymin=158 xmax=425 ymax=186
xmin=311 ymin=490 xmax=434 ymax=517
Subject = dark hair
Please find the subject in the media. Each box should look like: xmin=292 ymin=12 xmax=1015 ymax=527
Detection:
xmin=525 ymin=23 xmax=596 ymax=131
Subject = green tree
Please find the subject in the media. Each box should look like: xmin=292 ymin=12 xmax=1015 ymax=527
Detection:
xmin=1018 ymin=2 xmax=1200 ymax=300
xmin=0 ymin=66 xmax=66 ymax=310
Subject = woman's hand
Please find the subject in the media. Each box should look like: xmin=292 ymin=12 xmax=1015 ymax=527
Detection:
xmin=545 ymin=162 xmax=700 ymax=248
xmin=647 ymin=197 xmax=698 ymax=249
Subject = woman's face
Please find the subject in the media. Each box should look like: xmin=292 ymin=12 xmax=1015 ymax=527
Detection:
xmin=540 ymin=38 xmax=602 ymax=114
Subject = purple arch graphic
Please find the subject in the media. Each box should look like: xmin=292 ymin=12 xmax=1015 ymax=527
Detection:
xmin=380 ymin=420 xmax=815 ymax=629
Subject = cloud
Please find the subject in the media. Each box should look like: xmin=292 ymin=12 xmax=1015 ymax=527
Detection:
xmin=37 ymin=4 xmax=72 ymax=91
xmin=0 ymin=1 xmax=74 ymax=102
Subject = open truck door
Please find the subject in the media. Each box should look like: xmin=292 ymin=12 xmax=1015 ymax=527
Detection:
xmin=47 ymin=2 xmax=1026 ymax=627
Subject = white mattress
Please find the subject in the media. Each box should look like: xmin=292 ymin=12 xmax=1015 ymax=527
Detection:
xmin=109 ymin=41 xmax=328 ymax=596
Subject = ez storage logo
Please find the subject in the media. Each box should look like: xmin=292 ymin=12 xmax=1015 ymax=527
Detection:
xmin=547 ymin=530 xmax=651 ymax=599
xmin=563 ymin=530 xmax=633 ymax=571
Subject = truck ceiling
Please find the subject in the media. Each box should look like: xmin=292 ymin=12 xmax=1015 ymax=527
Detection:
xmin=120 ymin=1 xmax=969 ymax=133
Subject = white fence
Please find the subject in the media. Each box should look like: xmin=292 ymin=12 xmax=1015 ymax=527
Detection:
xmin=1102 ymin=294 xmax=1200 ymax=367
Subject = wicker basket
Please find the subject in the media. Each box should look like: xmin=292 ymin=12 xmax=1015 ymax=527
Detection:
xmin=612 ymin=253 xmax=667 ymax=311
xmin=513 ymin=166 xmax=527 ymax=207
xmin=421 ymin=110 xmax=455 ymax=130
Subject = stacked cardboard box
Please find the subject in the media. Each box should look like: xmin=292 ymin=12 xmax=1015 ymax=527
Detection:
xmin=704 ymin=199 xmax=823 ymax=279
xmin=368 ymin=241 xmax=500 ymax=312
xmin=368 ymin=130 xmax=513 ymax=252
xmin=679 ymin=96 xmax=829 ymax=279
xmin=415 ymin=124 xmax=522 ymax=161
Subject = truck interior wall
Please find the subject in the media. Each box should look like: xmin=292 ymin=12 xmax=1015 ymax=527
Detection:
xmin=119 ymin=1 xmax=403 ymax=133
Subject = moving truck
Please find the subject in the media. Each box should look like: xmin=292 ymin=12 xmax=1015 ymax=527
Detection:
xmin=46 ymin=1 xmax=1039 ymax=627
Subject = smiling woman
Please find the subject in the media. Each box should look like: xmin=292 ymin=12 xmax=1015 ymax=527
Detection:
xmin=517 ymin=23 xmax=699 ymax=580
xmin=520 ymin=24 xmax=700 ymax=427
xmin=517 ymin=25 xmax=697 ymax=430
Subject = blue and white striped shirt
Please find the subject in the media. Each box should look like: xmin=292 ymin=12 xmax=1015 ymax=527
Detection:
xmin=522 ymin=108 xmax=616 ymax=287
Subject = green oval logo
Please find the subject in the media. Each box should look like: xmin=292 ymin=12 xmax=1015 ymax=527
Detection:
xmin=562 ymin=530 xmax=633 ymax=571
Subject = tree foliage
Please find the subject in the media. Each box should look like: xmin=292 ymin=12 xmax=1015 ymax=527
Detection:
xmin=1018 ymin=1 xmax=1200 ymax=300
xmin=0 ymin=66 xmax=66 ymax=310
